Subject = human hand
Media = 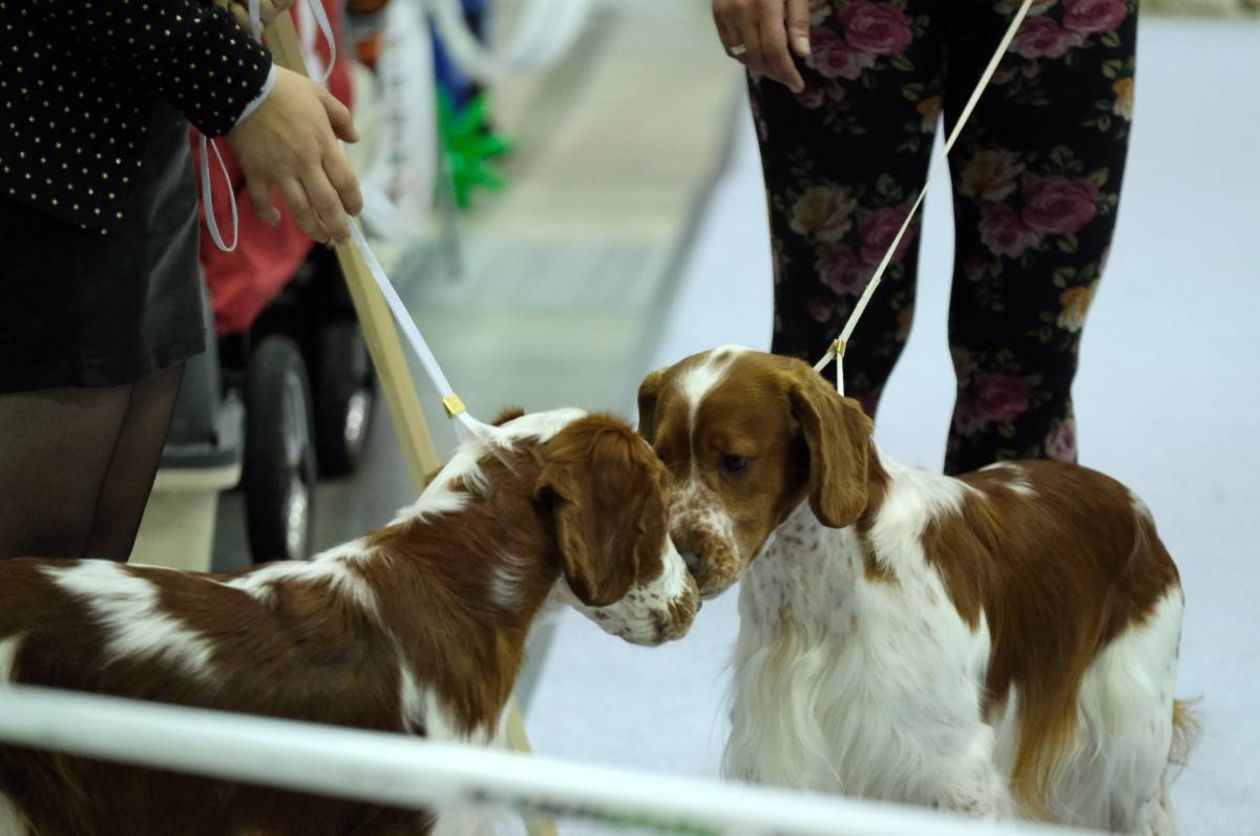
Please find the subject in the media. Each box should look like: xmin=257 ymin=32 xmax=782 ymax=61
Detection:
xmin=226 ymin=0 xmax=296 ymax=33
xmin=713 ymin=0 xmax=811 ymax=94
xmin=226 ymin=66 xmax=363 ymax=245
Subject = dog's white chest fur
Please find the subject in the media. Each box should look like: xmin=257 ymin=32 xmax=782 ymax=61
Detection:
xmin=723 ymin=491 xmax=1185 ymax=831
xmin=725 ymin=502 xmax=1004 ymax=811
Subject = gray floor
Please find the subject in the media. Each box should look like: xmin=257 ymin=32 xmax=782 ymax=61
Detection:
xmin=526 ymin=17 xmax=1260 ymax=836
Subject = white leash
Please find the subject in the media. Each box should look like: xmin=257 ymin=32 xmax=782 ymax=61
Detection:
xmin=813 ymin=0 xmax=1035 ymax=395
xmin=347 ymin=220 xmax=493 ymax=445
xmin=201 ymin=0 xmax=336 ymax=254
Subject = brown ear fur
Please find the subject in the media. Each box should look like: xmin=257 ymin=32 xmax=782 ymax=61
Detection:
xmin=636 ymin=369 xmax=666 ymax=443
xmin=537 ymin=416 xmax=665 ymax=607
xmin=785 ymin=366 xmax=873 ymax=529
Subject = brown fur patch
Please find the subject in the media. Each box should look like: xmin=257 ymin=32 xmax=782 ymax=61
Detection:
xmin=536 ymin=415 xmax=672 ymax=604
xmin=1170 ymin=698 xmax=1202 ymax=769
xmin=921 ymin=462 xmax=1180 ymax=815
xmin=491 ymin=407 xmax=526 ymax=427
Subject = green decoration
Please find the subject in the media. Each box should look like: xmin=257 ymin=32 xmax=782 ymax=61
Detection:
xmin=436 ymin=90 xmax=512 ymax=210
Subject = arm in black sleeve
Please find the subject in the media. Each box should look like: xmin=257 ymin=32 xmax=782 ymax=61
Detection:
xmin=33 ymin=0 xmax=273 ymax=137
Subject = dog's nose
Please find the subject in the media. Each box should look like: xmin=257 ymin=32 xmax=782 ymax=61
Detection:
xmin=680 ymin=550 xmax=701 ymax=575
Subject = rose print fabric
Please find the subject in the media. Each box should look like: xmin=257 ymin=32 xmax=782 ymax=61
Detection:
xmin=751 ymin=0 xmax=1137 ymax=474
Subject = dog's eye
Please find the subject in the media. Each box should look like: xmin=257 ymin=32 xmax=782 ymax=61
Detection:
xmin=719 ymin=454 xmax=749 ymax=474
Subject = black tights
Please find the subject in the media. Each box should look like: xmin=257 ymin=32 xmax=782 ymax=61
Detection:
xmin=0 ymin=363 xmax=185 ymax=561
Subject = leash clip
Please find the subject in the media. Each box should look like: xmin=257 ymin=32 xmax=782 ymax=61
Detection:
xmin=442 ymin=394 xmax=467 ymax=418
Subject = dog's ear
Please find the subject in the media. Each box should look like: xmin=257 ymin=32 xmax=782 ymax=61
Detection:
xmin=636 ymin=369 xmax=666 ymax=443
xmin=536 ymin=418 xmax=659 ymax=607
xmin=491 ymin=407 xmax=526 ymax=427
xmin=785 ymin=366 xmax=872 ymax=529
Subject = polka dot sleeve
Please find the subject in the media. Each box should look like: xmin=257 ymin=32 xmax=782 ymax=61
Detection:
xmin=35 ymin=0 xmax=273 ymax=137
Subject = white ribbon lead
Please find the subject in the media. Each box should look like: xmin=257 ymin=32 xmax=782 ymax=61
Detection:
xmin=348 ymin=221 xmax=492 ymax=445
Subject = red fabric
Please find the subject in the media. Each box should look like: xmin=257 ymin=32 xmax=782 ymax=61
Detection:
xmin=193 ymin=1 xmax=353 ymax=337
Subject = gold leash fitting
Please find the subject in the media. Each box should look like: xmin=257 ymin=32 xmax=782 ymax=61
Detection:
xmin=442 ymin=394 xmax=467 ymax=418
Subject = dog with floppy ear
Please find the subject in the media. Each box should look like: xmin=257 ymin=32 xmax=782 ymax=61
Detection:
xmin=637 ymin=349 xmax=881 ymax=597
xmin=638 ymin=346 xmax=1192 ymax=831
xmin=0 ymin=408 xmax=699 ymax=836
xmin=537 ymin=414 xmax=696 ymax=644
xmin=783 ymin=371 xmax=874 ymax=530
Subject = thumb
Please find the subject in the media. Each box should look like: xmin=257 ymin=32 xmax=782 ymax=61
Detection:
xmin=320 ymin=89 xmax=359 ymax=144
xmin=786 ymin=0 xmax=811 ymax=58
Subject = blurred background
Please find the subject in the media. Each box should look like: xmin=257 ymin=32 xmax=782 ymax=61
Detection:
xmin=137 ymin=0 xmax=1259 ymax=832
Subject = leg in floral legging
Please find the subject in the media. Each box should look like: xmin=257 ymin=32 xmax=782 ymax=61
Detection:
xmin=752 ymin=0 xmax=1137 ymax=474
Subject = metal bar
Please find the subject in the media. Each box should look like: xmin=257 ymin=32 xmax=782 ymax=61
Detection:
xmin=0 ymin=686 xmax=1103 ymax=836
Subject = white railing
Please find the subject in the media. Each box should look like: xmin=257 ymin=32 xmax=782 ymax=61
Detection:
xmin=0 ymin=685 xmax=1101 ymax=836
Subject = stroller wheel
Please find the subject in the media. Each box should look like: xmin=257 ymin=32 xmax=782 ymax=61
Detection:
xmin=314 ymin=321 xmax=376 ymax=477
xmin=244 ymin=336 xmax=317 ymax=563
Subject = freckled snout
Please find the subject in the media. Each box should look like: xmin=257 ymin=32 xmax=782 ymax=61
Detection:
xmin=639 ymin=551 xmax=701 ymax=646
xmin=670 ymin=522 xmax=741 ymax=601
xmin=586 ymin=542 xmax=702 ymax=646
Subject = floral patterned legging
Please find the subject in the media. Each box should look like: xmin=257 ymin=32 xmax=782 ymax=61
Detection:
xmin=752 ymin=0 xmax=1136 ymax=474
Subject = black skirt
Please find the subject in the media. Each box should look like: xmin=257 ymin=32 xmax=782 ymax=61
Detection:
xmin=0 ymin=100 xmax=206 ymax=393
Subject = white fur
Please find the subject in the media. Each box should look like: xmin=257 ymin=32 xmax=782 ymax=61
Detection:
xmin=678 ymin=347 xmax=744 ymax=429
xmin=43 ymin=562 xmax=216 ymax=680
xmin=492 ymin=408 xmax=587 ymax=446
xmin=593 ymin=537 xmax=693 ymax=645
xmin=0 ymin=634 xmax=20 ymax=684
xmin=392 ymin=408 xmax=588 ymax=528
xmin=727 ymin=499 xmax=1004 ymax=814
xmin=488 ymin=554 xmax=530 ymax=612
xmin=1040 ymin=589 xmax=1185 ymax=832
xmin=226 ymin=543 xmax=381 ymax=619
xmin=398 ymin=662 xmax=430 ymax=737
xmin=864 ymin=454 xmax=974 ymax=577
xmin=981 ymin=461 xmax=1037 ymax=497
xmin=396 ymin=666 xmax=478 ymax=835
xmin=393 ymin=442 xmax=489 ymax=525
xmin=717 ymin=451 xmax=1184 ymax=832
xmin=421 ymin=688 xmax=496 ymax=747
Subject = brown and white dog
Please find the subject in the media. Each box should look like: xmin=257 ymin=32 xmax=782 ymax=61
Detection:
xmin=0 ymin=408 xmax=699 ymax=836
xmin=638 ymin=347 xmax=1194 ymax=833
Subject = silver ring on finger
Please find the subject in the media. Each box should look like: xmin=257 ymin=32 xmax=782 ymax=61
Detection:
xmin=728 ymin=44 xmax=748 ymax=57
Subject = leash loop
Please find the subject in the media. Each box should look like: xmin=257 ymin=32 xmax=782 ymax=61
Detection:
xmin=201 ymin=0 xmax=335 ymax=253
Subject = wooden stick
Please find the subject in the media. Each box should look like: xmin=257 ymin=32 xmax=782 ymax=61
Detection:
xmin=262 ymin=12 xmax=556 ymax=835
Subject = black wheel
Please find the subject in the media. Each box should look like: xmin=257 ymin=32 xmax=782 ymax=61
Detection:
xmin=244 ymin=336 xmax=317 ymax=563
xmin=313 ymin=320 xmax=376 ymax=477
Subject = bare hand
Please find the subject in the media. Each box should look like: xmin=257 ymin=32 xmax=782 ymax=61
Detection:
xmin=226 ymin=66 xmax=363 ymax=245
xmin=713 ymin=0 xmax=812 ymax=93
xmin=226 ymin=0 xmax=295 ymax=33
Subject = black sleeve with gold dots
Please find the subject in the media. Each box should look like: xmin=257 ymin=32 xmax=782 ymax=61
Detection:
xmin=0 ymin=0 xmax=273 ymax=232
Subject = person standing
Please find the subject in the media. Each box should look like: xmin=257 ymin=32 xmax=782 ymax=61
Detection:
xmin=0 ymin=0 xmax=364 ymax=560
xmin=715 ymin=0 xmax=1136 ymax=473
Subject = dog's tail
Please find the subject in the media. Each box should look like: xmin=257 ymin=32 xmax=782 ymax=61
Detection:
xmin=1168 ymin=697 xmax=1202 ymax=777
